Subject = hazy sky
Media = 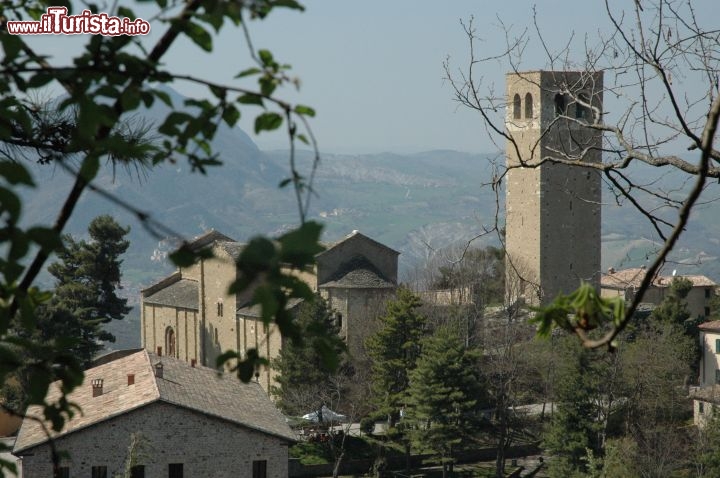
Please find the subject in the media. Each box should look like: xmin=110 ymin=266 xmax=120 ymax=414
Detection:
xmin=29 ymin=1 xmax=720 ymax=154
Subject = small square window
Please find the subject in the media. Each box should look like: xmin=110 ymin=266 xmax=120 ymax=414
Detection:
xmin=91 ymin=466 xmax=107 ymax=478
xmin=252 ymin=460 xmax=268 ymax=478
xmin=130 ymin=465 xmax=145 ymax=478
xmin=169 ymin=463 xmax=183 ymax=478
xmin=700 ymin=401 xmax=705 ymax=414
xmin=706 ymin=288 xmax=712 ymax=298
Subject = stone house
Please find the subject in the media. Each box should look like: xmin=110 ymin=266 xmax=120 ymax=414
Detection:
xmin=141 ymin=229 xmax=399 ymax=393
xmin=13 ymin=349 xmax=296 ymax=477
xmin=691 ymin=321 xmax=720 ymax=426
xmin=600 ymin=267 xmax=716 ymax=320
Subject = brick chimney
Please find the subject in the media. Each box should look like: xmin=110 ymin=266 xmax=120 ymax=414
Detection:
xmin=91 ymin=378 xmax=104 ymax=397
xmin=127 ymin=374 xmax=135 ymax=386
xmin=154 ymin=361 xmax=164 ymax=379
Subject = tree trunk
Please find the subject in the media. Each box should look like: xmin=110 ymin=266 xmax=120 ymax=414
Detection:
xmin=332 ymin=450 xmax=345 ymax=478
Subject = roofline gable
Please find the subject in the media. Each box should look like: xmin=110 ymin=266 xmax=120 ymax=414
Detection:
xmin=317 ymin=231 xmax=399 ymax=258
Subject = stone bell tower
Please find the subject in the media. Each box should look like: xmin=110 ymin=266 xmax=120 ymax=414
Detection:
xmin=504 ymin=70 xmax=603 ymax=305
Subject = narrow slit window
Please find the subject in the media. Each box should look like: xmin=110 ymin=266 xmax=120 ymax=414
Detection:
xmin=524 ymin=92 xmax=533 ymax=119
xmin=512 ymin=94 xmax=521 ymax=119
xmin=554 ymin=93 xmax=566 ymax=116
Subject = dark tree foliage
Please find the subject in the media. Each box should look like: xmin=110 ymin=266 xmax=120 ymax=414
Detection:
xmin=41 ymin=215 xmax=131 ymax=366
xmin=406 ymin=326 xmax=485 ymax=478
xmin=366 ymin=287 xmax=427 ymax=427
xmin=0 ymin=0 xmax=321 ymax=475
xmin=543 ymin=339 xmax=606 ymax=477
xmin=651 ymin=277 xmax=702 ymax=380
xmin=271 ymin=294 xmax=347 ymax=416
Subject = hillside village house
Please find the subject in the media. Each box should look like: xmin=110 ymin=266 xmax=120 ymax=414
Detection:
xmin=692 ymin=321 xmax=720 ymax=426
xmin=141 ymin=230 xmax=399 ymax=392
xmin=13 ymin=349 xmax=296 ymax=477
xmin=600 ymin=267 xmax=716 ymax=320
xmin=601 ymin=267 xmax=720 ymax=427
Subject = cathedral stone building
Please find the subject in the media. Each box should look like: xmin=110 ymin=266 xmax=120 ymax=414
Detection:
xmin=505 ymin=70 xmax=603 ymax=304
xmin=141 ymin=230 xmax=398 ymax=392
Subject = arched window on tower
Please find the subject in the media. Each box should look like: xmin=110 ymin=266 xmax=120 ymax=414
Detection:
xmin=513 ymin=94 xmax=521 ymax=119
xmin=165 ymin=327 xmax=176 ymax=358
xmin=554 ymin=93 xmax=566 ymax=117
xmin=524 ymin=92 xmax=533 ymax=119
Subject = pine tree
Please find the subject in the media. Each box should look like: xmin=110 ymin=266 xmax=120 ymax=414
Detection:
xmin=406 ymin=327 xmax=484 ymax=478
xmin=365 ymin=287 xmax=427 ymax=426
xmin=543 ymin=338 xmax=611 ymax=478
xmin=271 ymin=294 xmax=347 ymax=416
xmin=39 ymin=215 xmax=131 ymax=366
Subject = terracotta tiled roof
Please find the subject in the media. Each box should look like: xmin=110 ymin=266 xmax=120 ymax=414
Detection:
xmin=143 ymin=278 xmax=198 ymax=310
xmin=601 ymin=267 xmax=716 ymax=290
xmin=600 ymin=267 xmax=655 ymax=289
xmin=319 ymin=256 xmax=396 ymax=289
xmin=14 ymin=350 xmax=295 ymax=453
xmin=699 ymin=320 xmax=720 ymax=332
xmin=690 ymin=384 xmax=720 ymax=404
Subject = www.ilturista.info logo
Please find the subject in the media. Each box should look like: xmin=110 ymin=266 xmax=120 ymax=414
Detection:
xmin=4 ymin=7 xmax=150 ymax=36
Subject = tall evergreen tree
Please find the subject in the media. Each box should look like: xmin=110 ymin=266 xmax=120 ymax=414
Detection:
xmin=366 ymin=287 xmax=427 ymax=426
xmin=543 ymin=341 xmax=606 ymax=478
xmin=406 ymin=327 xmax=484 ymax=478
xmin=39 ymin=215 xmax=131 ymax=366
xmin=271 ymin=294 xmax=347 ymax=416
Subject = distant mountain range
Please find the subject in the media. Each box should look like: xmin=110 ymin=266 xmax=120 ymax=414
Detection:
xmin=16 ymin=89 xmax=720 ymax=348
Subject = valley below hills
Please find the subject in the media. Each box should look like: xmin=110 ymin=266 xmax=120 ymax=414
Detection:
xmin=16 ymin=91 xmax=720 ymax=349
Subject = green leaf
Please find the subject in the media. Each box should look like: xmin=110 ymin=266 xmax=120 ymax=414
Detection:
xmin=184 ymin=22 xmax=213 ymax=52
xmin=117 ymin=6 xmax=136 ymax=20
xmin=222 ymin=105 xmax=240 ymax=127
xmin=254 ymin=112 xmax=283 ymax=134
xmin=0 ymin=187 xmax=22 ymax=222
xmin=26 ymin=227 xmax=62 ymax=253
xmin=296 ymin=134 xmax=309 ymax=145
xmin=258 ymin=49 xmax=274 ymax=66
xmin=237 ymin=94 xmax=264 ymax=106
xmin=294 ymin=105 xmax=316 ymax=117
xmin=0 ymin=161 xmax=34 ymax=186
xmin=78 ymin=155 xmax=100 ymax=182
xmin=235 ymin=67 xmax=261 ymax=79
xmin=152 ymin=89 xmax=173 ymax=107
xmin=278 ymin=221 xmax=325 ymax=266
xmin=169 ymin=244 xmax=212 ymax=268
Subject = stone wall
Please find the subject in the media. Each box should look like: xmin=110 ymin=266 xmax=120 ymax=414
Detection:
xmin=18 ymin=401 xmax=291 ymax=478
xmin=141 ymin=304 xmax=199 ymax=364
